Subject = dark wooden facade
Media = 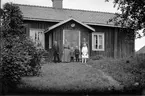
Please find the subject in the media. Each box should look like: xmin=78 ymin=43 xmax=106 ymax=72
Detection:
xmin=45 ymin=20 xmax=92 ymax=60
xmin=90 ymin=25 xmax=135 ymax=58
xmin=24 ymin=20 xmax=57 ymax=29
xmin=24 ymin=20 xmax=135 ymax=60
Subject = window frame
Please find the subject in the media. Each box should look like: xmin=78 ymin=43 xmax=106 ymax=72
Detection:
xmin=92 ymin=32 xmax=105 ymax=51
xmin=29 ymin=28 xmax=45 ymax=48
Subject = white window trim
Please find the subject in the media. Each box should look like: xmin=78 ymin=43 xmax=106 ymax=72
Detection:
xmin=92 ymin=32 xmax=105 ymax=51
xmin=29 ymin=28 xmax=45 ymax=48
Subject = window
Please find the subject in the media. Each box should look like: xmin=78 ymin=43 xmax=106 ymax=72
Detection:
xmin=29 ymin=28 xmax=45 ymax=48
xmin=92 ymin=32 xmax=105 ymax=51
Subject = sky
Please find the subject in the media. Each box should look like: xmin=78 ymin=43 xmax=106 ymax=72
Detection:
xmin=1 ymin=0 xmax=145 ymax=51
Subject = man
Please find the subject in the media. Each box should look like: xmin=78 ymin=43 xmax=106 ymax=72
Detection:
xmin=52 ymin=41 xmax=60 ymax=63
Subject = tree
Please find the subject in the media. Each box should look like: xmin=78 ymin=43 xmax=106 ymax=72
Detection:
xmin=1 ymin=3 xmax=45 ymax=94
xmin=106 ymin=0 xmax=145 ymax=38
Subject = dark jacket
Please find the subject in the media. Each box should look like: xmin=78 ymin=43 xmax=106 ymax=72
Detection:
xmin=74 ymin=48 xmax=79 ymax=55
xmin=52 ymin=44 xmax=59 ymax=55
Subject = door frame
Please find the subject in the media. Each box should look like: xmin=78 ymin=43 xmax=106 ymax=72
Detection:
xmin=63 ymin=29 xmax=81 ymax=50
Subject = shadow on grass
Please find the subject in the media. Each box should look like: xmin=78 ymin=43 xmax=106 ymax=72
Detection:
xmin=6 ymin=85 xmax=143 ymax=96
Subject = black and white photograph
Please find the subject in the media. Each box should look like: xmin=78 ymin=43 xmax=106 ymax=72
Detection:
xmin=0 ymin=0 xmax=145 ymax=95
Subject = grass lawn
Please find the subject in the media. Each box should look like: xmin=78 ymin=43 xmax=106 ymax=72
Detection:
xmin=9 ymin=62 xmax=124 ymax=95
xmin=87 ymin=54 xmax=145 ymax=93
xmin=7 ymin=54 xmax=145 ymax=95
xmin=88 ymin=58 xmax=134 ymax=86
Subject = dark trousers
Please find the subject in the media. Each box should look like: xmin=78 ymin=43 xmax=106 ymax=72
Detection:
xmin=70 ymin=57 xmax=74 ymax=62
xmin=53 ymin=53 xmax=60 ymax=63
xmin=75 ymin=54 xmax=79 ymax=62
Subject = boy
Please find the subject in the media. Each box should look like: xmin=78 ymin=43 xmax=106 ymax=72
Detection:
xmin=74 ymin=46 xmax=80 ymax=62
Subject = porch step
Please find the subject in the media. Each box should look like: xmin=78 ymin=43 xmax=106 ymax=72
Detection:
xmin=42 ymin=51 xmax=53 ymax=62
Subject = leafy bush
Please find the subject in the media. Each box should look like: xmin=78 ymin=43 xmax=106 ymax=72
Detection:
xmin=1 ymin=3 xmax=46 ymax=92
xmin=90 ymin=55 xmax=105 ymax=60
xmin=1 ymin=36 xmax=46 ymax=88
xmin=123 ymin=54 xmax=145 ymax=87
xmin=17 ymin=38 xmax=46 ymax=76
xmin=2 ymin=37 xmax=29 ymax=87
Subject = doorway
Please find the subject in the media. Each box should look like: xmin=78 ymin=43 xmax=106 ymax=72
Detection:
xmin=63 ymin=30 xmax=80 ymax=49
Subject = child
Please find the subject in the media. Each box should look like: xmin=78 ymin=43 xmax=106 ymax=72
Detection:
xmin=70 ymin=47 xmax=74 ymax=62
xmin=74 ymin=46 xmax=80 ymax=62
xmin=81 ymin=43 xmax=89 ymax=63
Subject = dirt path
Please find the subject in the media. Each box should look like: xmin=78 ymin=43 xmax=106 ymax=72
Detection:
xmin=21 ymin=62 xmax=122 ymax=91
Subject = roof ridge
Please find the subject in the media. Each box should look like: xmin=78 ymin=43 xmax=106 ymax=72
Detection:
xmin=23 ymin=17 xmax=115 ymax=26
xmin=14 ymin=3 xmax=115 ymax=15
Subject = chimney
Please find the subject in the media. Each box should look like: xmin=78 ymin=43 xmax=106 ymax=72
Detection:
xmin=52 ymin=0 xmax=63 ymax=8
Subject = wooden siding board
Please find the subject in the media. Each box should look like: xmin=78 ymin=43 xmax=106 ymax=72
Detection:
xmin=89 ymin=33 xmax=92 ymax=56
xmin=23 ymin=24 xmax=30 ymax=37
xmin=116 ymin=28 xmax=119 ymax=58
xmin=107 ymin=28 xmax=110 ymax=57
xmin=45 ymin=33 xmax=48 ymax=50
xmin=116 ymin=29 xmax=135 ymax=58
xmin=90 ymin=25 xmax=126 ymax=58
xmin=93 ymin=26 xmax=133 ymax=58
xmin=104 ymin=30 xmax=107 ymax=57
xmin=24 ymin=20 xmax=57 ymax=29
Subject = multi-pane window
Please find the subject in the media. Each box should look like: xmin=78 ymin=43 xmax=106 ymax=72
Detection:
xmin=92 ymin=32 xmax=105 ymax=51
xmin=29 ymin=28 xmax=45 ymax=48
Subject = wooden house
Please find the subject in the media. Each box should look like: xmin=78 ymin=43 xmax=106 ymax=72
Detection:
xmin=17 ymin=0 xmax=135 ymax=59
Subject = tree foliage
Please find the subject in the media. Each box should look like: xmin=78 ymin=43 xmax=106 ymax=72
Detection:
xmin=1 ymin=3 xmax=45 ymax=93
xmin=106 ymin=0 xmax=145 ymax=38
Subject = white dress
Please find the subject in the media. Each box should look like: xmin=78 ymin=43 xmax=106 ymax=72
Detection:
xmin=82 ymin=46 xmax=89 ymax=58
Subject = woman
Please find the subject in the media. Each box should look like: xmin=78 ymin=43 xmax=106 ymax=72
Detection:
xmin=81 ymin=43 xmax=89 ymax=63
xmin=62 ymin=40 xmax=70 ymax=62
xmin=70 ymin=47 xmax=74 ymax=62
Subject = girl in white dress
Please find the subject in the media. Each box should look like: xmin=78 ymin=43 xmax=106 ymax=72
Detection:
xmin=81 ymin=43 xmax=89 ymax=63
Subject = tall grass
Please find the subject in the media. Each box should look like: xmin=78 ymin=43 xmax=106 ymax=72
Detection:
xmin=88 ymin=54 xmax=145 ymax=90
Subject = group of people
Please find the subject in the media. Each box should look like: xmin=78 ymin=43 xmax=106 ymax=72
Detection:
xmin=52 ymin=40 xmax=89 ymax=63
xmin=62 ymin=45 xmax=80 ymax=63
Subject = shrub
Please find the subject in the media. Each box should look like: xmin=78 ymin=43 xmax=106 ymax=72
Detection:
xmin=1 ymin=37 xmax=46 ymax=88
xmin=2 ymin=37 xmax=29 ymax=89
xmin=1 ymin=3 xmax=46 ymax=93
xmin=90 ymin=55 xmax=105 ymax=60
xmin=18 ymin=38 xmax=46 ymax=76
xmin=124 ymin=54 xmax=145 ymax=87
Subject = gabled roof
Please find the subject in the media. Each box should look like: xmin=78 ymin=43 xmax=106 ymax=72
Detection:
xmin=16 ymin=4 xmax=117 ymax=27
xmin=136 ymin=46 xmax=145 ymax=54
xmin=45 ymin=18 xmax=95 ymax=33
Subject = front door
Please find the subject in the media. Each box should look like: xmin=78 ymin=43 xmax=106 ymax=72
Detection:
xmin=63 ymin=30 xmax=80 ymax=49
